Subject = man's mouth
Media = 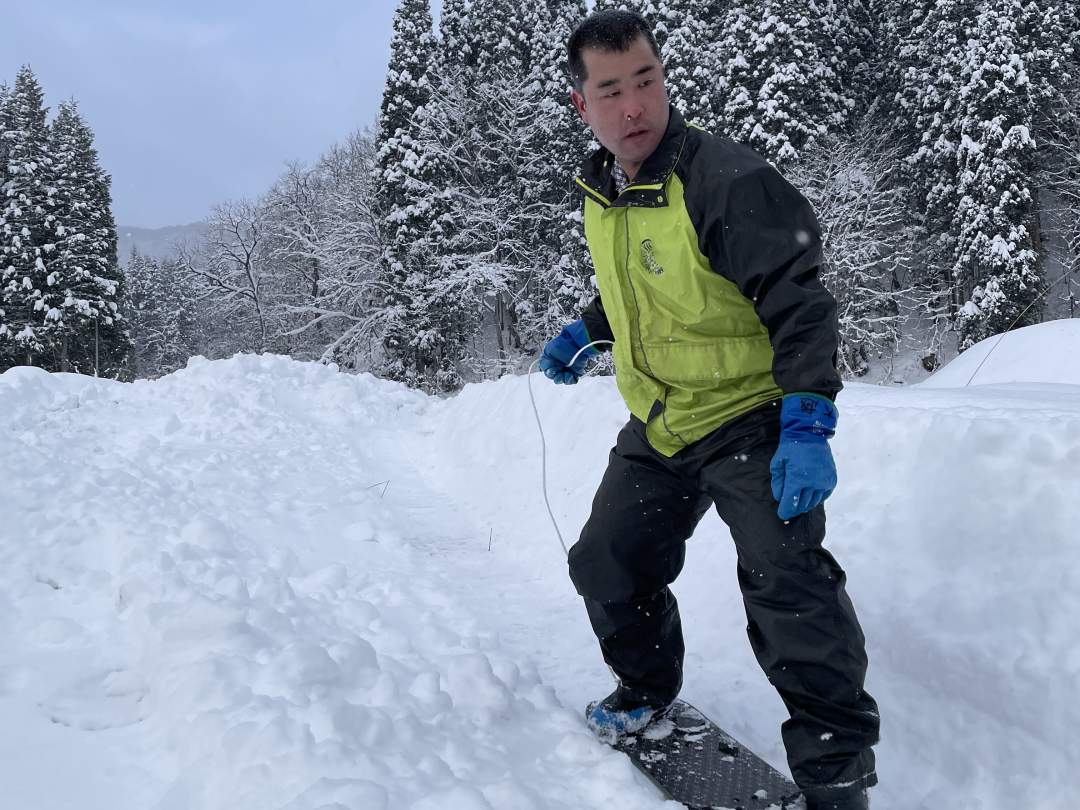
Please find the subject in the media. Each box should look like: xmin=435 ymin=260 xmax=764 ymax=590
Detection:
xmin=624 ymin=128 xmax=649 ymax=141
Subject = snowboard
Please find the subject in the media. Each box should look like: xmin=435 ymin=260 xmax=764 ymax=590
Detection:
xmin=600 ymin=699 xmax=803 ymax=809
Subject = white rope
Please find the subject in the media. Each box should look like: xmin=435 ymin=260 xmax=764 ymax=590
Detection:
xmin=526 ymin=340 xmax=614 ymax=558
xmin=527 ymin=339 xmax=621 ymax=692
xmin=963 ymin=285 xmax=1055 ymax=386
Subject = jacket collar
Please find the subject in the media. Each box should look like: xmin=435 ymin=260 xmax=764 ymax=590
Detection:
xmin=575 ymin=105 xmax=687 ymax=209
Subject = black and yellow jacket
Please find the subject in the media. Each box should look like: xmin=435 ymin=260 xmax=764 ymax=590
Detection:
xmin=576 ymin=106 xmax=842 ymax=457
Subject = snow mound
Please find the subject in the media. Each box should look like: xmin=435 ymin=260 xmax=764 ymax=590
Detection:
xmin=0 ymin=354 xmax=669 ymax=810
xmin=920 ymin=319 xmax=1080 ymax=388
xmin=3 ymin=351 xmax=1079 ymax=810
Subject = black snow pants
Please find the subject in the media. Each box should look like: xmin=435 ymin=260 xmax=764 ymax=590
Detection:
xmin=567 ymin=400 xmax=879 ymax=801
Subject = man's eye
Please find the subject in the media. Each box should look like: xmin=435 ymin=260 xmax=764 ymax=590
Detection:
xmin=605 ymin=90 xmax=621 ymax=98
xmin=640 ymin=80 xmax=653 ymax=88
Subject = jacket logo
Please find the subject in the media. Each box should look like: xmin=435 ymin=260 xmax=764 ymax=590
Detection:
xmin=640 ymin=239 xmax=664 ymax=275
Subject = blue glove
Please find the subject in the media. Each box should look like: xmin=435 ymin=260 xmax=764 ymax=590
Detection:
xmin=539 ymin=319 xmax=597 ymax=385
xmin=769 ymin=393 xmax=839 ymax=521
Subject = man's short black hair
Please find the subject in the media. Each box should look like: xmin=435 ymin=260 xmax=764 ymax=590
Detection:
xmin=567 ymin=10 xmax=662 ymax=92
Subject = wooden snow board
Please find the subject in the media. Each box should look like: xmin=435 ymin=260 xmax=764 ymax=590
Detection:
xmin=608 ymin=700 xmax=803 ymax=809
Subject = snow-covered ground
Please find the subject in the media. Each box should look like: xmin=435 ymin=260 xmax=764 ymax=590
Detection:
xmin=1 ymin=323 xmax=1077 ymax=810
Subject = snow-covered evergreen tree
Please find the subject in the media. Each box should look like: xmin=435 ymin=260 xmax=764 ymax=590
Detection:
xmin=47 ymin=99 xmax=129 ymax=374
xmin=589 ymin=1 xmax=668 ymax=51
xmin=1037 ymin=67 xmax=1080 ymax=320
xmin=473 ymin=0 xmax=533 ymax=81
xmin=372 ymin=0 xmax=444 ymax=388
xmin=0 ymin=80 xmax=9 ymax=186
xmin=893 ymin=0 xmax=1073 ymax=349
xmin=524 ymin=0 xmax=594 ymax=341
xmin=716 ymin=0 xmax=860 ymax=167
xmin=376 ymin=0 xmax=435 ymax=156
xmin=656 ymin=0 xmax=721 ymax=130
xmin=837 ymin=0 xmax=876 ymax=126
xmin=156 ymin=255 xmax=199 ymax=373
xmin=373 ymin=0 xmax=436 ymax=258
xmin=863 ymin=0 xmax=951 ymax=362
xmin=467 ymin=0 xmax=533 ymax=359
xmin=123 ymin=247 xmax=198 ymax=378
xmin=0 ymin=66 xmax=57 ymax=369
xmin=0 ymin=80 xmax=9 ymax=359
xmin=952 ymin=2 xmax=1043 ymax=346
xmin=436 ymin=0 xmax=475 ymax=77
xmin=375 ymin=0 xmax=550 ymax=387
xmin=123 ymin=246 xmax=162 ymax=376
xmin=452 ymin=0 xmax=592 ymax=372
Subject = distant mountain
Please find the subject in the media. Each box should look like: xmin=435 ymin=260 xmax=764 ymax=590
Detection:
xmin=117 ymin=222 xmax=208 ymax=265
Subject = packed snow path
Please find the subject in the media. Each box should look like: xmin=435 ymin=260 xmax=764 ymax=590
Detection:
xmin=2 ymin=341 xmax=1078 ymax=810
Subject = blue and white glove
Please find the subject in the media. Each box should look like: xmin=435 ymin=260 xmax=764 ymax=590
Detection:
xmin=769 ymin=393 xmax=838 ymax=521
xmin=539 ymin=319 xmax=597 ymax=385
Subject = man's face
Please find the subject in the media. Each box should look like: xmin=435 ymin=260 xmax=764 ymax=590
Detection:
xmin=570 ymin=34 xmax=670 ymax=178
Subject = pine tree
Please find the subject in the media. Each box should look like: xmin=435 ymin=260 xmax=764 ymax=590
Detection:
xmin=428 ymin=0 xmax=530 ymax=379
xmin=837 ymin=0 xmax=877 ymax=126
xmin=373 ymin=0 xmax=449 ymax=388
xmin=1034 ymin=7 xmax=1080 ymax=321
xmin=373 ymin=0 xmax=436 ymax=308
xmin=368 ymin=0 xmax=480 ymax=390
xmin=525 ymin=0 xmax=594 ymax=340
xmin=716 ymin=0 xmax=859 ymax=167
xmin=0 ymin=80 xmax=10 ymax=362
xmin=122 ymin=249 xmax=194 ymax=378
xmin=892 ymin=0 xmax=1072 ymax=349
xmin=122 ymin=246 xmax=159 ymax=376
xmin=865 ymin=0 xmax=952 ymax=360
xmin=589 ymin=1 xmax=668 ymax=51
xmin=47 ymin=100 xmax=129 ymax=374
xmin=380 ymin=0 xmax=547 ymax=385
xmin=590 ymin=0 xmax=644 ymax=14
xmin=951 ymin=0 xmax=1070 ymax=346
xmin=0 ymin=66 xmax=57 ymax=369
xmin=465 ymin=0 xmax=569 ymax=370
xmin=158 ymin=255 xmax=199 ymax=374
xmin=0 ymin=79 xmax=9 ymax=186
xmin=473 ymin=0 xmax=533 ymax=82
xmin=658 ymin=0 xmax=721 ymax=130
xmin=436 ymin=0 xmax=475 ymax=78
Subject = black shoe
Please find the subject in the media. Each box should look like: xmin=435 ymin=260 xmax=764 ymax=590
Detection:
xmin=805 ymin=788 xmax=869 ymax=810
xmin=584 ymin=685 xmax=674 ymax=739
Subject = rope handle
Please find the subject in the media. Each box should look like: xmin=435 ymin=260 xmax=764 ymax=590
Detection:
xmin=527 ymin=339 xmax=614 ymax=557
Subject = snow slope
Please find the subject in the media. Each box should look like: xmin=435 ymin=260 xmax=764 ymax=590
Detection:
xmin=1 ymin=347 xmax=1077 ymax=810
xmin=920 ymin=319 xmax=1080 ymax=387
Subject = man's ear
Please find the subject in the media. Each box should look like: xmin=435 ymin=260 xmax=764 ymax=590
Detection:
xmin=570 ymin=88 xmax=588 ymax=124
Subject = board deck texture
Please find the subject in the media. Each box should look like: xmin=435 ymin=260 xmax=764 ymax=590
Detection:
xmin=612 ymin=700 xmax=804 ymax=810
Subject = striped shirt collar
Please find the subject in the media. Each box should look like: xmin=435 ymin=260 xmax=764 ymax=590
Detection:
xmin=612 ymin=160 xmax=630 ymax=196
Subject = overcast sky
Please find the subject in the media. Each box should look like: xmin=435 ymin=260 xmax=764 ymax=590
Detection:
xmin=1 ymin=1 xmax=428 ymax=228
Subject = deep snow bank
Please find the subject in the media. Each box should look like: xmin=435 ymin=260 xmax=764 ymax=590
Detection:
xmin=0 ymin=356 xmax=673 ymax=810
xmin=920 ymin=319 xmax=1080 ymax=388
xmin=420 ymin=356 xmax=1080 ymax=810
xmin=2 ymin=348 xmax=1078 ymax=810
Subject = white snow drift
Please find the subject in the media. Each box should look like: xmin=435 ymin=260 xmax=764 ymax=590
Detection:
xmin=1 ymin=324 xmax=1077 ymax=810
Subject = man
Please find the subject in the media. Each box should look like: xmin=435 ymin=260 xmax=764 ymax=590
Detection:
xmin=538 ymin=10 xmax=880 ymax=810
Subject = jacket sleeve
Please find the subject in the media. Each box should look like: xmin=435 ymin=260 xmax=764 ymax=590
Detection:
xmin=687 ymin=158 xmax=842 ymax=399
xmin=580 ymin=294 xmax=615 ymax=352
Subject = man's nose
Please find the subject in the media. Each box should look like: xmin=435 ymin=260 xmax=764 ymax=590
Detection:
xmin=623 ymin=97 xmax=644 ymax=121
